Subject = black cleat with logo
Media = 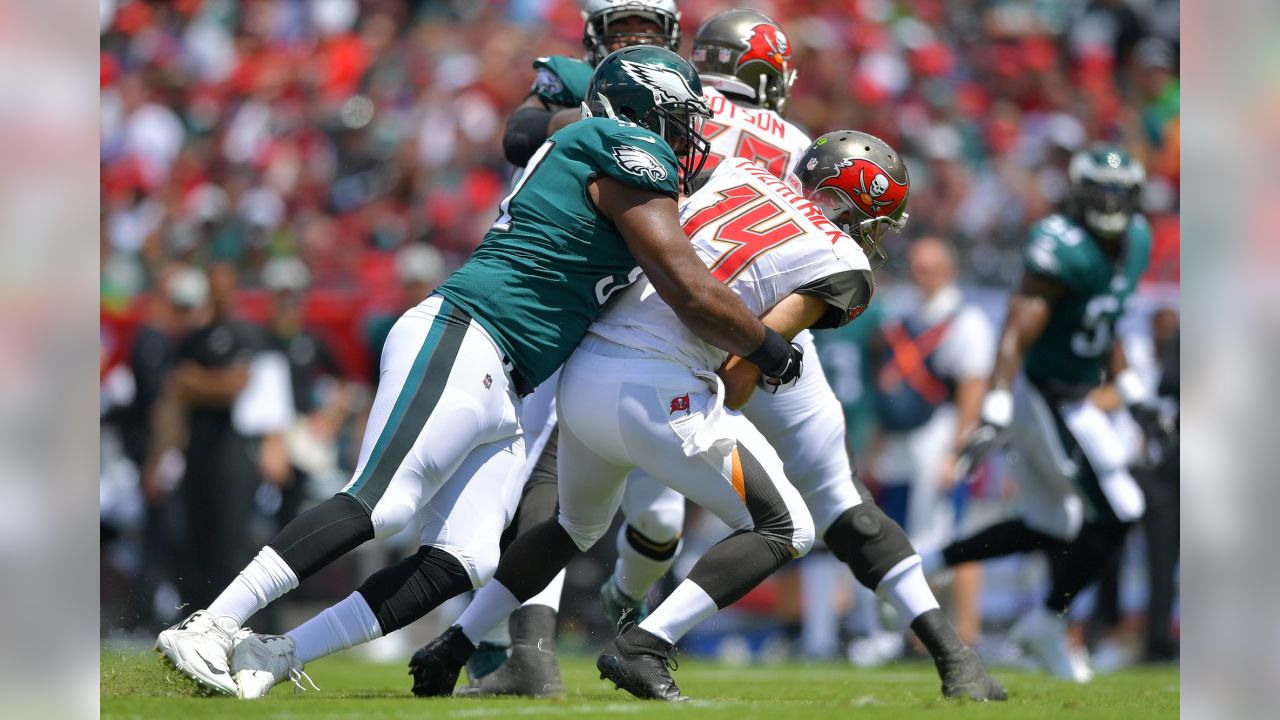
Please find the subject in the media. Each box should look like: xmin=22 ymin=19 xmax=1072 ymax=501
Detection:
xmin=596 ymin=626 xmax=686 ymax=702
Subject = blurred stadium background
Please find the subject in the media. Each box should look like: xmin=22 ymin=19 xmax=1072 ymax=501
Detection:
xmin=99 ymin=0 xmax=1179 ymax=675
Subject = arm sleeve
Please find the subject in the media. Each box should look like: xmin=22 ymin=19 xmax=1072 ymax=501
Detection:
xmin=503 ymin=106 xmax=554 ymax=168
xmin=794 ymin=268 xmax=876 ymax=329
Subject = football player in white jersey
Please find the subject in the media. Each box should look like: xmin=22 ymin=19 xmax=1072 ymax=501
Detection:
xmin=408 ymin=131 xmax=1004 ymax=702
xmin=599 ymin=9 xmax=1007 ymax=702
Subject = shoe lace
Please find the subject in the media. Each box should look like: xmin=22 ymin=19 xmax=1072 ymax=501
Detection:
xmin=288 ymin=666 xmax=320 ymax=694
xmin=618 ymin=620 xmax=680 ymax=673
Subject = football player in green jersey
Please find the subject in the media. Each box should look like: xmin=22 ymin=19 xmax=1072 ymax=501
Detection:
xmin=158 ymin=47 xmax=807 ymax=700
xmin=504 ymin=0 xmax=682 ymax=168
xmin=921 ymin=145 xmax=1162 ymax=682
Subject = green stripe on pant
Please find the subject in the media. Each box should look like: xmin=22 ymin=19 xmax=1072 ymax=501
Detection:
xmin=345 ymin=299 xmax=472 ymax=511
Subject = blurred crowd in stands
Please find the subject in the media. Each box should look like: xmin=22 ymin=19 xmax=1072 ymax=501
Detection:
xmin=100 ymin=0 xmax=1179 ymax=668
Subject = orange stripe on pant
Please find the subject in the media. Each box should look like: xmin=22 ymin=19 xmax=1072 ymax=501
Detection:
xmin=730 ymin=446 xmax=746 ymax=503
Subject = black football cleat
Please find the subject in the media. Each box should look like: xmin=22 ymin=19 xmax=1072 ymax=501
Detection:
xmin=596 ymin=626 xmax=686 ymax=702
xmin=937 ymin=645 xmax=1008 ymax=701
xmin=409 ymin=625 xmax=475 ymax=697
xmin=455 ymin=606 xmax=565 ymax=698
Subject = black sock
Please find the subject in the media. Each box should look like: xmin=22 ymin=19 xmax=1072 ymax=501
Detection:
xmin=942 ymin=519 xmax=1063 ymax=568
xmin=685 ymin=530 xmax=793 ymax=608
xmin=911 ymin=607 xmax=967 ymax=662
xmin=492 ymin=519 xmax=580 ymax=601
xmin=269 ymin=493 xmax=374 ymax=580
xmin=1045 ymin=522 xmax=1130 ymax=614
xmin=357 ymin=545 xmax=474 ymax=634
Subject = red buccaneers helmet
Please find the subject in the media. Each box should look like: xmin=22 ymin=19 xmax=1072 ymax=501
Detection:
xmin=794 ymin=131 xmax=911 ymax=267
xmin=691 ymin=8 xmax=797 ymax=115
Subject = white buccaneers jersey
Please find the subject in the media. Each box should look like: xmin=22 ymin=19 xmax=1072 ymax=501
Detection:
xmin=588 ymin=157 xmax=875 ymax=372
xmin=701 ymin=87 xmax=813 ymax=180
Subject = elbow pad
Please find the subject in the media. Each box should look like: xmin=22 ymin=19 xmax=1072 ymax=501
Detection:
xmin=503 ymin=106 xmax=554 ymax=167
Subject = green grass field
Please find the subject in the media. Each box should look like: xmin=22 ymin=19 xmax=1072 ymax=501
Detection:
xmin=102 ymin=648 xmax=1179 ymax=719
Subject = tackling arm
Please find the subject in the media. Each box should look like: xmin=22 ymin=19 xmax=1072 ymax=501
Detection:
xmin=719 ymin=293 xmax=828 ymax=409
xmin=592 ymin=177 xmax=801 ymax=382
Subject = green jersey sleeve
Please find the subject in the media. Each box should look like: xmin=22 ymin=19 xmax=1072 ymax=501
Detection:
xmin=562 ymin=118 xmax=681 ymax=200
xmin=1023 ymin=214 xmax=1094 ymax=290
xmin=530 ymin=56 xmax=593 ymax=109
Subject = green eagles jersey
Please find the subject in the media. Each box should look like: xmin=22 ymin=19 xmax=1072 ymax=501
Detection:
xmin=436 ymin=117 xmax=680 ymax=387
xmin=1022 ymin=213 xmax=1152 ymax=391
xmin=530 ymin=55 xmax=593 ymax=109
xmin=812 ymin=302 xmax=885 ymax=456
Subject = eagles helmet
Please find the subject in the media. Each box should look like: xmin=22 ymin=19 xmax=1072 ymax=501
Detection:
xmin=1069 ymin=144 xmax=1145 ymax=240
xmin=587 ymin=46 xmax=712 ymax=195
xmin=793 ymin=131 xmax=910 ymax=268
xmin=583 ymin=0 xmax=682 ymax=66
xmin=692 ymin=8 xmax=797 ymax=116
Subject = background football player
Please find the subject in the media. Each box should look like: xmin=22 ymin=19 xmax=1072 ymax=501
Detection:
xmin=922 ymin=145 xmax=1160 ymax=682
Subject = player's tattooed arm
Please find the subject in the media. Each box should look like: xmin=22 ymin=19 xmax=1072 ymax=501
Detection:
xmin=719 ymin=293 xmax=826 ymax=409
xmin=593 ymin=176 xmax=784 ymax=363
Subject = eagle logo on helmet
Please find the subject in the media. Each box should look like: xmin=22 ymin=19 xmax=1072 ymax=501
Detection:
xmin=620 ymin=58 xmax=699 ymax=106
xmin=737 ymin=24 xmax=790 ymax=73
xmin=818 ymin=158 xmax=908 ymax=219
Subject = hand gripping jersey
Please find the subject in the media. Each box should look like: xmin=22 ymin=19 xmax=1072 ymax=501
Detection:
xmin=700 ymin=87 xmax=813 ymax=180
xmin=1022 ymin=212 xmax=1153 ymax=393
xmin=530 ymin=55 xmax=594 ymax=109
xmin=588 ymin=157 xmax=874 ymax=373
xmin=436 ymin=117 xmax=679 ymax=387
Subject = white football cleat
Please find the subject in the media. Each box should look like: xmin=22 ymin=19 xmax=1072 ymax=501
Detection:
xmin=155 ymin=610 xmax=244 ymax=695
xmin=231 ymin=633 xmax=317 ymax=699
xmin=1009 ymin=608 xmax=1091 ymax=683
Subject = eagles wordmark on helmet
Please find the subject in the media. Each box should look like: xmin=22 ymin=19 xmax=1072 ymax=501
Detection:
xmin=612 ymin=145 xmax=668 ymax=182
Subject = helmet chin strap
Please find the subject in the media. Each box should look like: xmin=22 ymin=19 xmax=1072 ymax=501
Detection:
xmin=593 ymin=93 xmax=619 ymax=119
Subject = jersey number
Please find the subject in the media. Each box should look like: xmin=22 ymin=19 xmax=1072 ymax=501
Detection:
xmin=492 ymin=140 xmax=555 ymax=232
xmin=698 ymin=121 xmax=791 ymax=179
xmin=681 ymin=184 xmax=805 ymax=283
xmin=1071 ymin=295 xmax=1120 ymax=357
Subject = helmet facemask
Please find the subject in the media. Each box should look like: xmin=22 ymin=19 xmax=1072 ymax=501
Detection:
xmin=808 ymin=187 xmax=908 ymax=269
xmin=585 ymin=8 xmax=680 ymax=65
xmin=590 ymin=91 xmax=712 ymax=196
xmin=1077 ymin=178 xmax=1140 ymax=239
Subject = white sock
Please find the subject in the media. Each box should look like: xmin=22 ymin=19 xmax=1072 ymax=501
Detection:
xmin=479 ymin=603 xmax=511 ymax=647
xmin=207 ymin=547 xmax=299 ymax=625
xmin=287 ymin=591 xmax=383 ymax=664
xmin=638 ymin=579 xmax=717 ymax=645
xmin=456 ymin=580 xmax=520 ymax=646
xmin=614 ymin=526 xmax=679 ymax=601
xmin=876 ymin=555 xmax=940 ymax=624
xmin=523 ymin=568 xmax=565 ymax=612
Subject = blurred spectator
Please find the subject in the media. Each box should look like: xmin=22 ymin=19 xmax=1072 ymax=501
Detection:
xmin=142 ymin=262 xmax=293 ymax=611
xmin=362 ymin=242 xmax=446 ymax=384
xmin=851 ymin=237 xmax=995 ymax=663
xmin=260 ymin=257 xmax=349 ymax=527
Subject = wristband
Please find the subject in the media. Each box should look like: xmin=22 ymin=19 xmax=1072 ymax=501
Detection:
xmin=1115 ymin=368 xmax=1149 ymax=407
xmin=980 ymin=389 xmax=1013 ymax=428
xmin=744 ymin=328 xmax=791 ymax=377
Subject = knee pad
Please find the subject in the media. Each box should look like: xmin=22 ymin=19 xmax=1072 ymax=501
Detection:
xmin=824 ymin=503 xmax=916 ymax=590
xmin=368 ymin=498 xmax=417 ymax=539
xmin=357 ymin=545 xmax=472 ymax=634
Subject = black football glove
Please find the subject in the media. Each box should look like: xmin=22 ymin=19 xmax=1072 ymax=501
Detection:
xmin=746 ymin=328 xmax=804 ymax=394
xmin=953 ymin=389 xmax=1012 ymax=483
